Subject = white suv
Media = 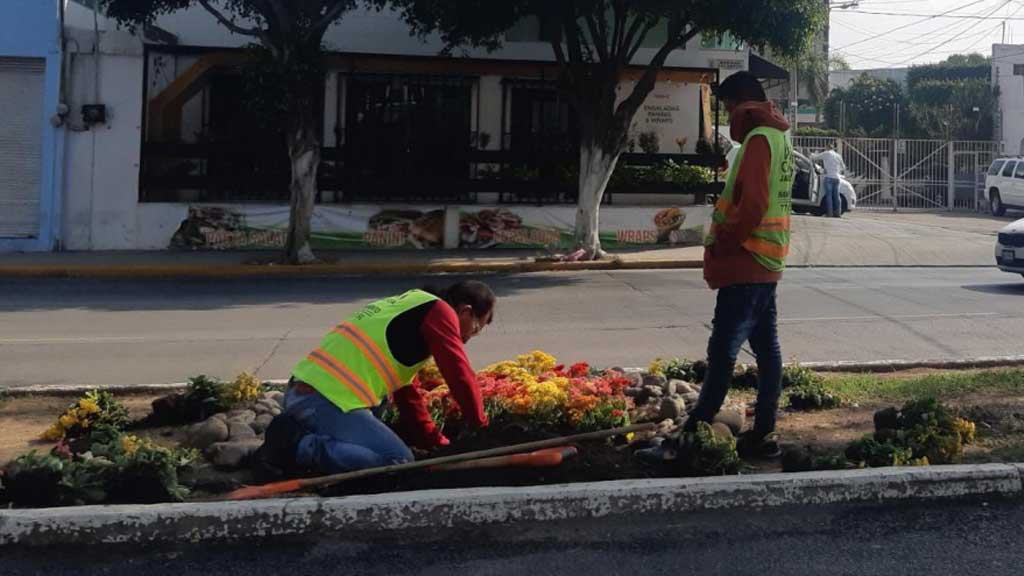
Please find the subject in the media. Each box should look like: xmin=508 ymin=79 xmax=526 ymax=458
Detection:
xmin=985 ymin=157 xmax=1024 ymax=216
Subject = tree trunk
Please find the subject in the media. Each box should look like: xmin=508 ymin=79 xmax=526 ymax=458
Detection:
xmin=575 ymin=136 xmax=620 ymax=259
xmin=284 ymin=100 xmax=320 ymax=265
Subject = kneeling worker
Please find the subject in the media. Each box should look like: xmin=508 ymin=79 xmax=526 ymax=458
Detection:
xmin=258 ymin=281 xmax=494 ymax=475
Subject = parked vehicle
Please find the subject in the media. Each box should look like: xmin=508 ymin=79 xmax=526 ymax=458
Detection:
xmin=995 ymin=217 xmax=1024 ymax=277
xmin=792 ymin=152 xmax=857 ymax=215
xmin=715 ymin=134 xmax=856 ymax=215
xmin=985 ymin=157 xmax=1024 ymax=216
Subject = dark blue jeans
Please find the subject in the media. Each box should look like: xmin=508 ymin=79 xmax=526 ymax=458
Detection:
xmin=283 ymin=388 xmax=413 ymax=474
xmin=690 ymin=283 xmax=782 ymax=436
xmin=822 ymin=176 xmax=842 ymax=217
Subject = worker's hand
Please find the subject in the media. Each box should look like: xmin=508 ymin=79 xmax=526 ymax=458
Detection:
xmin=413 ymin=424 xmax=450 ymax=451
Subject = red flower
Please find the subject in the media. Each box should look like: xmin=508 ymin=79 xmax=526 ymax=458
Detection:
xmin=569 ymin=363 xmax=591 ymax=378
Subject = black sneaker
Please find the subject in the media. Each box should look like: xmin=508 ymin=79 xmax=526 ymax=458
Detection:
xmin=736 ymin=431 xmax=782 ymax=459
xmin=252 ymin=413 xmax=307 ymax=481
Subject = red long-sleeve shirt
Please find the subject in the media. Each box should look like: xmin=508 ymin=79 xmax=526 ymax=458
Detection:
xmin=391 ymin=300 xmax=487 ymax=446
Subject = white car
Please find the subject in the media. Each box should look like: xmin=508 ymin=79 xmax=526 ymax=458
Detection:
xmin=715 ymin=132 xmax=856 ymax=214
xmin=985 ymin=157 xmax=1024 ymax=216
xmin=995 ymin=218 xmax=1024 ymax=276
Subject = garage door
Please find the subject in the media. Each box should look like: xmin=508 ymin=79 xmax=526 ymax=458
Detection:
xmin=0 ymin=57 xmax=44 ymax=238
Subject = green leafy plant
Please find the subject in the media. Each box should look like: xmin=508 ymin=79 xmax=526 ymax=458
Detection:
xmin=638 ymin=131 xmax=660 ymax=155
xmin=42 ymin=390 xmax=131 ymax=441
xmin=675 ymin=421 xmax=742 ymax=476
xmin=845 ymin=398 xmax=976 ymax=468
xmin=787 ymin=381 xmax=844 ymax=411
xmin=782 ymin=446 xmax=849 ymax=472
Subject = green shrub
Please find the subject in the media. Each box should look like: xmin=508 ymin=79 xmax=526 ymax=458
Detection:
xmin=787 ymin=381 xmax=844 ymax=411
xmin=782 ymin=446 xmax=849 ymax=472
xmin=844 ymin=398 xmax=976 ymax=468
xmin=675 ymin=421 xmax=742 ymax=476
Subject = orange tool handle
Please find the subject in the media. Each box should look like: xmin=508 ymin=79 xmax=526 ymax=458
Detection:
xmin=429 ymin=446 xmax=578 ymax=472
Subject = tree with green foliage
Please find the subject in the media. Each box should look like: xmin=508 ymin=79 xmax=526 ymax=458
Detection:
xmin=390 ymin=0 xmax=825 ymax=258
xmin=824 ymin=75 xmax=904 ymax=137
xmin=99 ymin=0 xmax=360 ymax=264
xmin=905 ymin=54 xmax=994 ymax=141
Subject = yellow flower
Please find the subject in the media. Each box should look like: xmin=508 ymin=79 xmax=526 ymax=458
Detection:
xmin=648 ymin=358 xmax=665 ymax=376
xmin=59 ymin=414 xmax=78 ymax=429
xmin=41 ymin=423 xmax=65 ymax=441
xmin=121 ymin=434 xmax=141 ymax=456
xmin=77 ymin=398 xmax=101 ymax=415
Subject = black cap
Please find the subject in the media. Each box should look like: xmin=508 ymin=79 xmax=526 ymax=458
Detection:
xmin=714 ymin=71 xmax=767 ymax=103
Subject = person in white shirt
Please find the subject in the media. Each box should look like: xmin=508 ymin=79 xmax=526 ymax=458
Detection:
xmin=812 ymin=145 xmax=846 ymax=218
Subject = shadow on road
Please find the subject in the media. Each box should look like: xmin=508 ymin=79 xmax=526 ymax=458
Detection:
xmin=0 ymin=274 xmax=585 ymax=313
xmin=961 ymin=282 xmax=1024 ymax=296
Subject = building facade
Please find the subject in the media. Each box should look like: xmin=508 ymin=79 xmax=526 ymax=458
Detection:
xmin=52 ymin=4 xmax=752 ymax=251
xmin=993 ymin=44 xmax=1024 ymax=156
xmin=0 ymin=0 xmax=64 ymax=251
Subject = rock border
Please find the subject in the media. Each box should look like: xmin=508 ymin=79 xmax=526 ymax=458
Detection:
xmin=1 ymin=464 xmax=1021 ymax=547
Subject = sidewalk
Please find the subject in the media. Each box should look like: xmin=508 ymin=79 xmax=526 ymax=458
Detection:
xmin=0 ymin=246 xmax=706 ymax=278
xmin=0 ymin=212 xmax=1000 ymax=278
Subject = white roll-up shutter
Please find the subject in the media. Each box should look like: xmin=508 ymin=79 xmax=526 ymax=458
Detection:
xmin=0 ymin=57 xmax=45 ymax=238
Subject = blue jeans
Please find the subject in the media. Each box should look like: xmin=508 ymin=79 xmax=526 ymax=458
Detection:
xmin=283 ymin=388 xmax=413 ymax=474
xmin=822 ymin=176 xmax=842 ymax=217
xmin=690 ymin=283 xmax=783 ymax=436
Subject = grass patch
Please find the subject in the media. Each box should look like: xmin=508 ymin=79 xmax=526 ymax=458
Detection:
xmin=821 ymin=368 xmax=1024 ymax=404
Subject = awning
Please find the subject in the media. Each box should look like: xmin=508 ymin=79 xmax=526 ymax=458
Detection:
xmin=749 ymin=53 xmax=789 ymax=81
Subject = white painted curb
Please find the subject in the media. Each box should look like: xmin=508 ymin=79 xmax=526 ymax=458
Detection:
xmin=6 ymin=355 xmax=1024 ymax=398
xmin=1 ymin=464 xmax=1021 ymax=547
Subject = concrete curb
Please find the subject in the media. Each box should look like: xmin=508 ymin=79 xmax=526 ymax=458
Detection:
xmin=1 ymin=464 xmax=1020 ymax=547
xmin=6 ymin=356 xmax=1024 ymax=397
xmin=0 ymin=258 xmax=703 ymax=279
xmin=0 ymin=379 xmax=291 ymax=399
xmin=804 ymin=355 xmax=1024 ymax=373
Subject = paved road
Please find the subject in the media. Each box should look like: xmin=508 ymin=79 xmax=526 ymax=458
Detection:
xmin=2 ymin=267 xmax=1023 ymax=388
xmin=4 ymin=496 xmax=1023 ymax=575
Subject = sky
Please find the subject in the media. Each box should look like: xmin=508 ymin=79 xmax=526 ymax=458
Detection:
xmin=830 ymin=0 xmax=1024 ymax=69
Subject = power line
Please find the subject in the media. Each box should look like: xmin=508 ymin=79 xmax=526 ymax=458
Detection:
xmin=842 ymin=9 xmax=1024 ymax=20
xmin=891 ymin=0 xmax=1015 ymax=65
xmin=832 ymin=0 xmax=996 ymax=51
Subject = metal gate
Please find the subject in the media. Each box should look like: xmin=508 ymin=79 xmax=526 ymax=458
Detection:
xmin=793 ymin=136 xmax=1002 ymax=211
xmin=0 ymin=57 xmax=44 ymax=238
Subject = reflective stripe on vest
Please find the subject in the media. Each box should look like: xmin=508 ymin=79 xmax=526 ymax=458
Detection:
xmin=705 ymin=126 xmax=794 ymax=273
xmin=292 ymin=289 xmax=440 ymax=412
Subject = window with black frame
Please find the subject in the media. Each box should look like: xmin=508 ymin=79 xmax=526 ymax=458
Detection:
xmin=139 ymin=50 xmax=306 ymax=203
xmin=502 ymin=80 xmax=579 ymax=203
xmin=342 ymin=75 xmax=474 ymax=202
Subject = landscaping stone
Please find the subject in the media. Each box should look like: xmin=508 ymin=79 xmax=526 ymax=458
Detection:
xmin=265 ymin=391 xmax=285 ymax=406
xmin=206 ymin=440 xmax=262 ymax=469
xmin=676 ymin=382 xmax=699 ymax=396
xmin=710 ymin=422 xmax=734 ymax=441
xmin=659 ymin=397 xmax=687 ymax=421
xmin=227 ymin=420 xmax=257 ymax=440
xmin=642 ymin=374 xmax=667 ymax=389
xmin=682 ymin=391 xmax=700 ymax=406
xmin=656 ymin=418 xmax=676 ymax=435
xmin=252 ymin=413 xmax=274 ymax=435
xmin=211 ymin=413 xmax=228 ymax=422
xmin=270 ymin=407 xmax=282 ymax=416
xmin=186 ymin=418 xmax=229 ymax=450
xmin=714 ymin=409 xmax=745 ymax=436
xmin=226 ymin=409 xmax=256 ymax=425
xmin=254 ymin=400 xmax=278 ymax=415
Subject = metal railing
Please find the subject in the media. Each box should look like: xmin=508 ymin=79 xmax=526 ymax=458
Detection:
xmin=792 ymin=136 xmax=1002 ymax=211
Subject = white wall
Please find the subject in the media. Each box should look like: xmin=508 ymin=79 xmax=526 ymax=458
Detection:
xmin=994 ymin=44 xmax=1024 ymax=156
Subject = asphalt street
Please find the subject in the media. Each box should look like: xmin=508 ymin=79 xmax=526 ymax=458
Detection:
xmin=1 ymin=267 xmax=1022 ymax=388
xmin=4 ymin=496 xmax=1023 ymax=575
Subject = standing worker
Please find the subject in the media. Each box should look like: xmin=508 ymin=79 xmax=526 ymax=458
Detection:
xmin=639 ymin=71 xmax=794 ymax=463
xmin=813 ymin=144 xmax=846 ymax=218
xmin=256 ymin=281 xmax=494 ymax=476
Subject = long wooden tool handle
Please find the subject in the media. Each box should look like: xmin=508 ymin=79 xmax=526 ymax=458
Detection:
xmin=225 ymin=422 xmax=654 ymax=500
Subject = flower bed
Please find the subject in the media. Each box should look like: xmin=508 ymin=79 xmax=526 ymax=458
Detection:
xmin=411 ymin=352 xmax=632 ymax=436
